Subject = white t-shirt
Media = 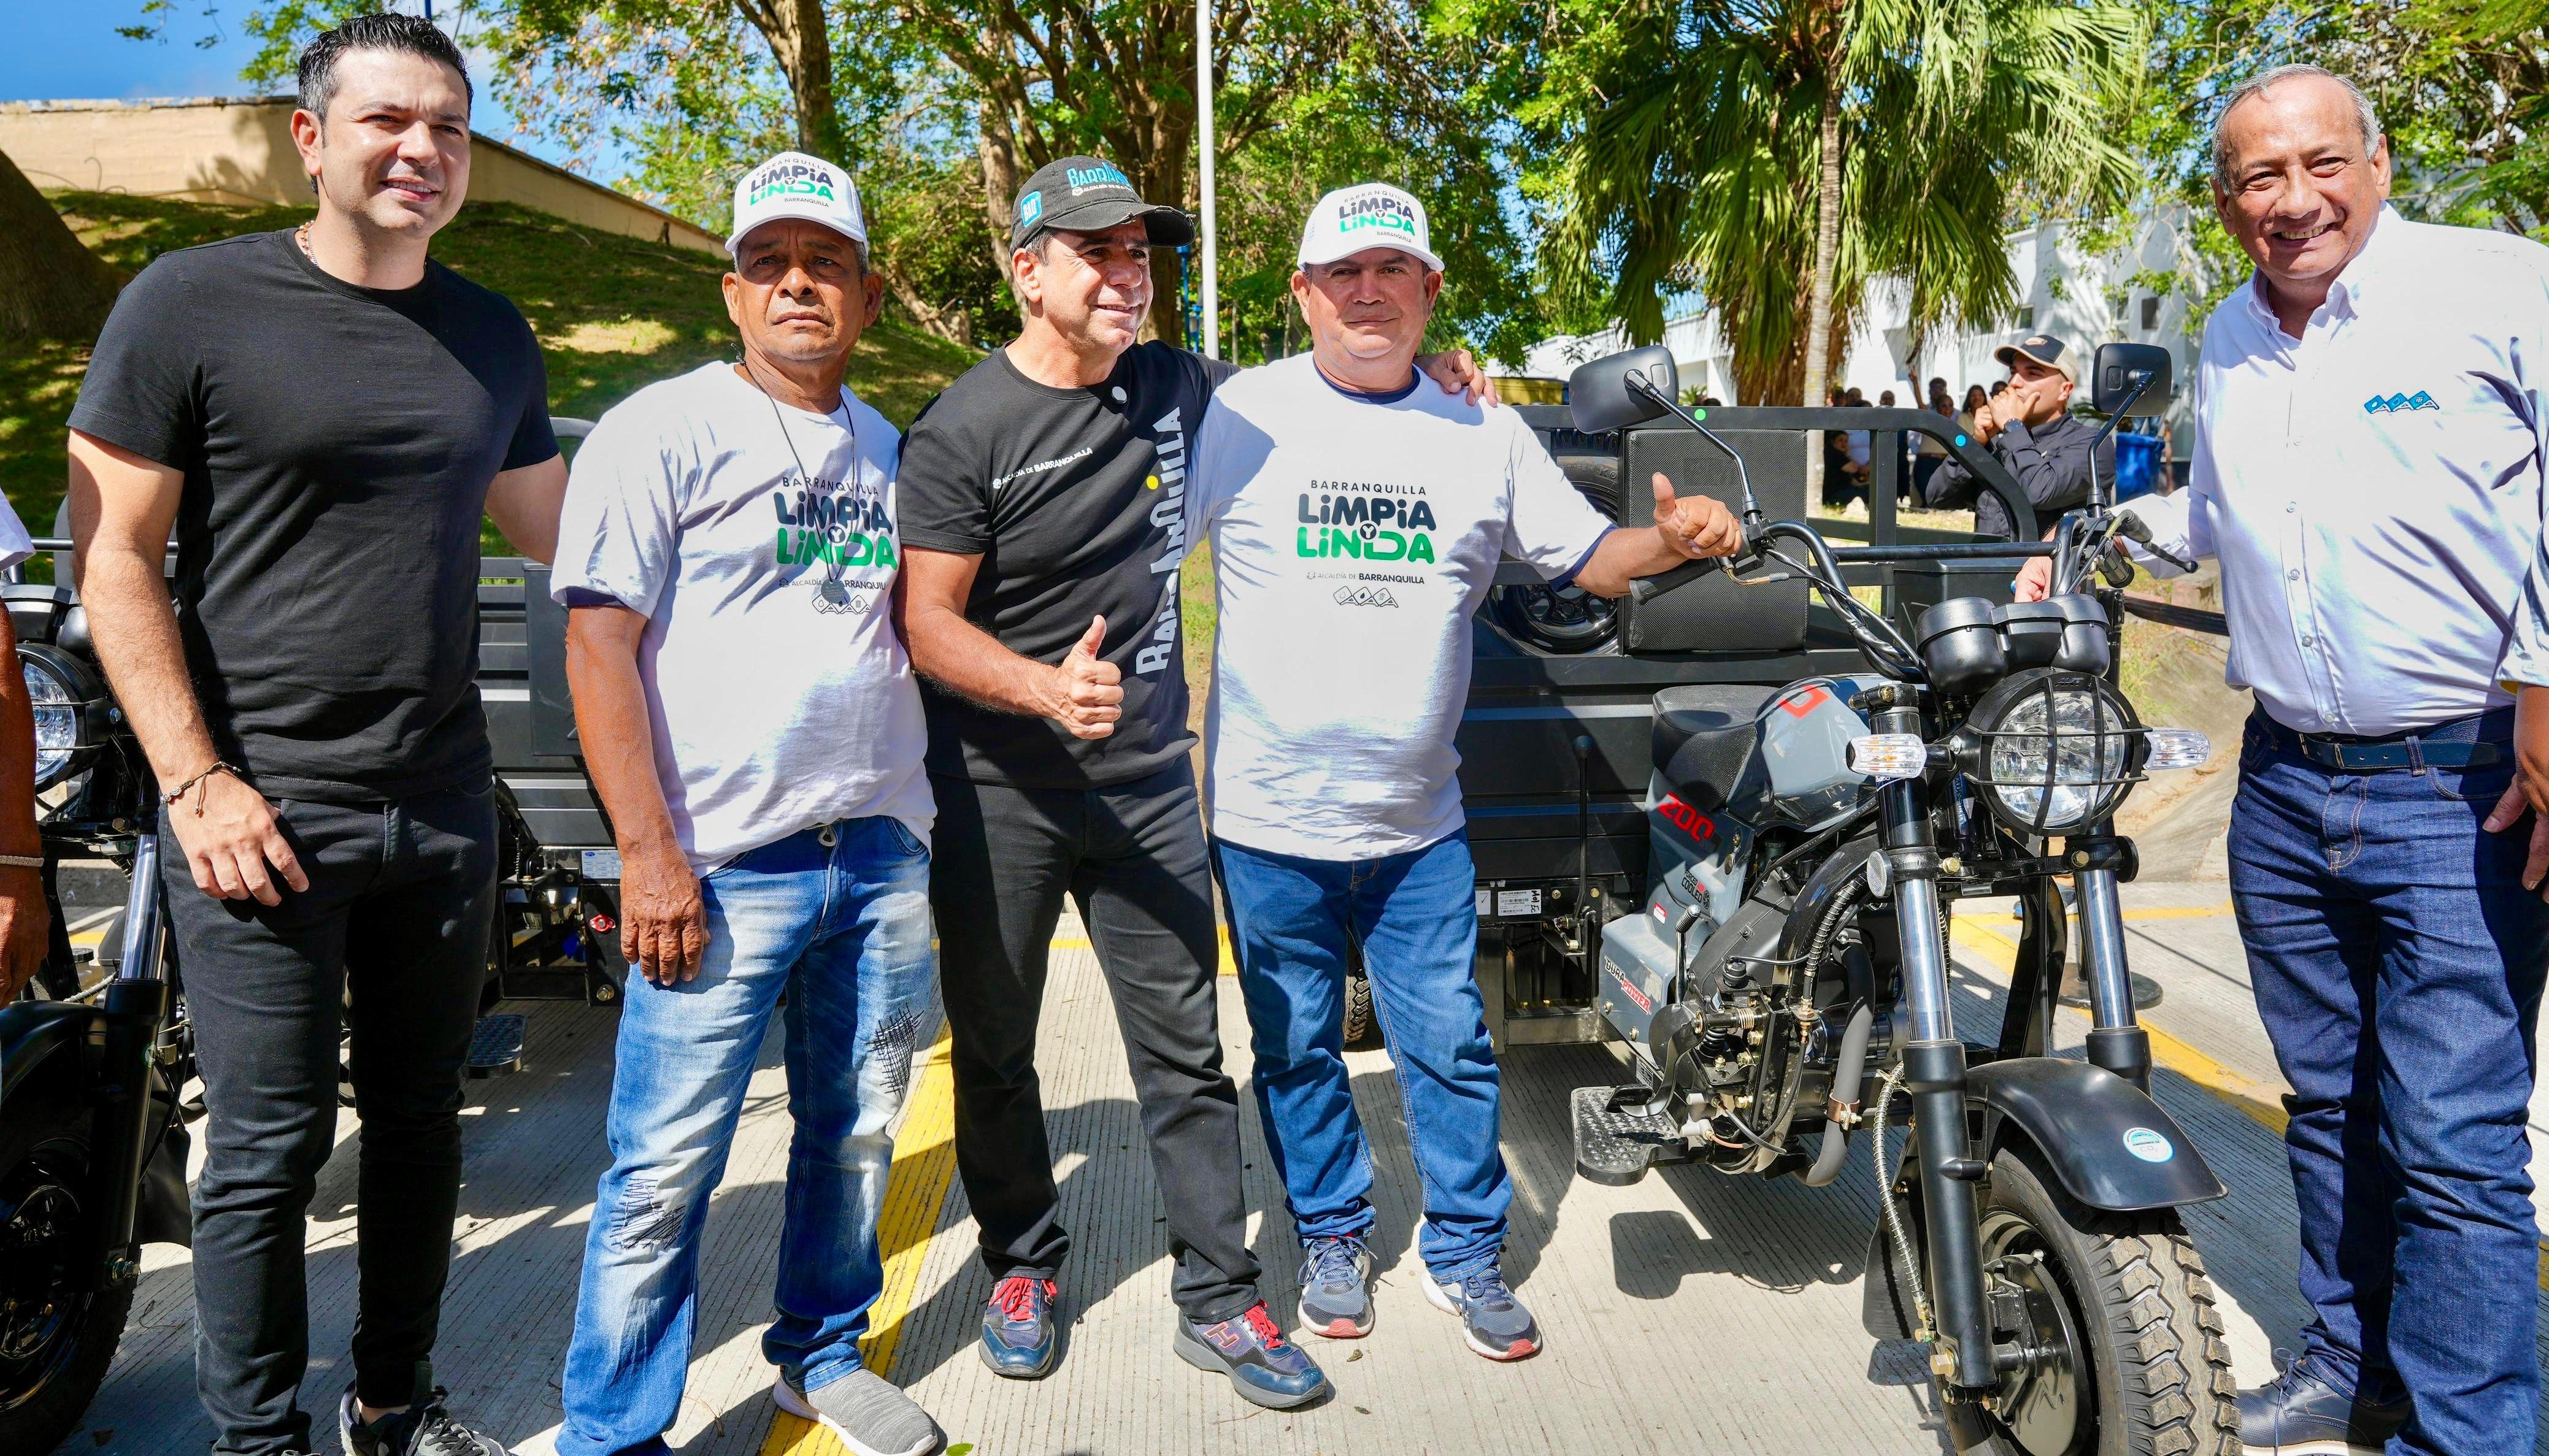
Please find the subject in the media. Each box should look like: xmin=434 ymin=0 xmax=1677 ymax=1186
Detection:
xmin=0 ymin=499 xmax=33 ymax=575
xmin=1188 ymin=354 xmax=1612 ymax=860
xmin=551 ymin=362 xmax=934 ymax=872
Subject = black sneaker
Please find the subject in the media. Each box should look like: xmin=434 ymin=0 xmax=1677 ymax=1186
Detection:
xmin=2236 ymin=1360 xmax=2410 ymax=1455
xmin=1173 ymin=1303 xmax=1329 ymax=1409
xmin=338 ymin=1388 xmax=510 ymax=1456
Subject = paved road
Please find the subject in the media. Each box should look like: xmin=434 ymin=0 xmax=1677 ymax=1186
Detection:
xmin=46 ymin=883 xmax=2549 ymax=1455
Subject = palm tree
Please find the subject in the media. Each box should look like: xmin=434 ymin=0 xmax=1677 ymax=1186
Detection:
xmin=1540 ymin=0 xmax=2143 ymax=477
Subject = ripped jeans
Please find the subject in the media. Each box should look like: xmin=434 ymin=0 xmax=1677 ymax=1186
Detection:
xmin=558 ymin=818 xmax=939 ymax=1456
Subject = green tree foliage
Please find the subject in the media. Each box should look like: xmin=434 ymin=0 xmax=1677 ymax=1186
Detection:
xmin=1462 ymin=0 xmax=2143 ymax=405
xmin=142 ymin=0 xmax=1538 ymax=358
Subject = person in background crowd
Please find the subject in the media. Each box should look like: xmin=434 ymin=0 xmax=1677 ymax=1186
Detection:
xmin=1921 ymin=334 xmax=2111 ymax=540
xmin=548 ymin=152 xmax=945 ymax=1456
xmin=1912 ymin=376 xmax=1953 ymax=498
xmin=64 ymin=14 xmax=563 ymax=1456
xmin=1188 ymin=182 xmax=1743 ymax=1365
xmin=0 ymin=492 xmax=49 ymax=1008
xmin=891 ymin=154 xmax=1493 ymax=1411
xmin=2024 ymin=63 xmax=2549 ymax=1456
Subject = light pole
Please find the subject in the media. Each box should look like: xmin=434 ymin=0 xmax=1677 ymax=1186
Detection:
xmin=1194 ymin=0 xmax=1219 ymax=359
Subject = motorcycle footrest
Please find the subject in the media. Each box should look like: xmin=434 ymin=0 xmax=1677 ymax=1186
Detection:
xmin=1572 ymin=1085 xmax=1688 ymax=1186
xmin=464 ymin=1013 xmax=527 ymax=1079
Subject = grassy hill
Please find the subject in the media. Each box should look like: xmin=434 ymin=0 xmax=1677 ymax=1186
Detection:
xmin=2 ymin=192 xmax=983 ymax=553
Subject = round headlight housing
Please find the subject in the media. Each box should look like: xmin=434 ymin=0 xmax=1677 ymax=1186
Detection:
xmin=1961 ymin=668 xmax=2145 ymax=834
xmin=19 ymin=643 xmax=102 ymax=792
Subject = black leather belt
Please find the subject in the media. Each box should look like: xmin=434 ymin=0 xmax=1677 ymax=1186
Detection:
xmin=2295 ymin=735 xmax=2504 ymax=772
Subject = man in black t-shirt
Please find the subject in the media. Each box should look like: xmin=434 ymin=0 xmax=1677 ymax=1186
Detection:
xmin=896 ymin=155 xmax=1490 ymax=1410
xmin=65 ymin=18 xmax=559 ymax=1456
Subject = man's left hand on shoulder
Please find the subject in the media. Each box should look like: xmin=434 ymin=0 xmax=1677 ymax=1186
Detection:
xmin=1416 ymin=350 xmax=1501 ymax=408
xmin=2484 ymin=682 xmax=2549 ymax=899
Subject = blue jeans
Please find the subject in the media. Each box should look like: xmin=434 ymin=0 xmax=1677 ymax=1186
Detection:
xmin=2229 ymin=710 xmax=2549 ymax=1456
xmin=1213 ymin=831 xmax=1509 ymax=1281
xmin=558 ymin=818 xmax=939 ymax=1456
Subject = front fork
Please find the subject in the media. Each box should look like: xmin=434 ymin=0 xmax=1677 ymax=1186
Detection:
xmin=78 ymin=832 xmax=170 ymax=1292
xmin=1880 ymin=704 xmax=2154 ymax=1395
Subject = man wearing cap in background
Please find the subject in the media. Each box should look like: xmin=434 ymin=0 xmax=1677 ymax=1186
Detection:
xmin=1186 ymin=182 xmax=1740 ymax=1364
xmin=1923 ymin=332 xmax=2114 ymax=540
xmin=550 ymin=149 xmax=944 ymax=1456
xmin=893 ymin=155 xmax=1491 ymax=1408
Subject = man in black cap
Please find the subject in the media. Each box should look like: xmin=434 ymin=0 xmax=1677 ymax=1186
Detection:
xmin=1922 ymin=332 xmax=2115 ymax=539
xmin=893 ymin=155 xmax=1489 ymax=1409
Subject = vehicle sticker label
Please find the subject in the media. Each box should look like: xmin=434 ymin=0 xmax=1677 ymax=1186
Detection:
xmin=2123 ymin=1127 xmax=2174 ymax=1163
xmin=1496 ymin=888 xmax=1542 ymax=918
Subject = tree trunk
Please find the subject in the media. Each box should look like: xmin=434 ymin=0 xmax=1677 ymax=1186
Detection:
xmin=0 ymin=150 xmax=121 ymax=342
xmin=1799 ymin=82 xmax=1844 ymax=497
xmin=739 ymin=0 xmax=842 ymax=161
xmin=879 ymin=255 xmax=974 ymax=346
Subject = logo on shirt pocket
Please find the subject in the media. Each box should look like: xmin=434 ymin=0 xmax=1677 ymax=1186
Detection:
xmin=2362 ymin=391 xmax=2438 ymax=414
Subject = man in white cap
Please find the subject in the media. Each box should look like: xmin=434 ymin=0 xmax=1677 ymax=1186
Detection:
xmin=549 ymin=149 xmax=944 ymax=1456
xmin=1186 ymin=182 xmax=1740 ymax=1361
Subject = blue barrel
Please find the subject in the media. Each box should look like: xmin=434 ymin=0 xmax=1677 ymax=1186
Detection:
xmin=2115 ymin=431 xmax=2163 ymax=501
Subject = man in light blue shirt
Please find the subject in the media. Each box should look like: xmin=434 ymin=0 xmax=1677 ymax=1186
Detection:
xmin=2032 ymin=65 xmax=2549 ymax=1456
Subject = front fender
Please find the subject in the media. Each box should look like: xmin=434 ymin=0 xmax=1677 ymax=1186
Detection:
xmin=1 ymin=1000 xmax=99 ymax=1103
xmin=1970 ymin=1057 xmax=2225 ymax=1212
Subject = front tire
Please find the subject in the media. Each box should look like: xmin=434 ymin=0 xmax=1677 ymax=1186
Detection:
xmin=1939 ymin=1146 xmax=2236 ymax=1456
xmin=0 ymin=1085 xmax=134 ymax=1454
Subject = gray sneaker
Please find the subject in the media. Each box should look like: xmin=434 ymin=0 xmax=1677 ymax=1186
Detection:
xmin=1296 ymin=1235 xmax=1375 ymax=1339
xmin=1423 ymin=1265 xmax=1542 ymax=1361
xmin=774 ymin=1368 xmax=944 ymax=1456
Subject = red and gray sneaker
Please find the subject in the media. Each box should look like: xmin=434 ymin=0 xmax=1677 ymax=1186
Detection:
xmin=1424 ymin=1266 xmax=1541 ymax=1360
xmin=1296 ymin=1235 xmax=1376 ymax=1339
xmin=979 ymin=1276 xmax=1061 ymax=1379
xmin=1174 ymin=1302 xmax=1330 ymax=1409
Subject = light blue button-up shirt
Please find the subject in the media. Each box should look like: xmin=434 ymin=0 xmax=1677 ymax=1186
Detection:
xmin=2131 ymin=207 xmax=2549 ymax=735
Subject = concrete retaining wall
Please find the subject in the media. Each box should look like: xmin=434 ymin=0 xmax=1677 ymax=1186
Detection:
xmin=1 ymin=96 xmax=724 ymax=255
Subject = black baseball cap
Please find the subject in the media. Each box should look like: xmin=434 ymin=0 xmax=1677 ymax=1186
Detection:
xmin=1009 ymin=156 xmax=1194 ymax=252
xmin=1992 ymin=332 xmax=2081 ymax=384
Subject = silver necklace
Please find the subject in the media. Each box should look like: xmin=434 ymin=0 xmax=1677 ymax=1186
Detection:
xmin=742 ymin=358 xmax=864 ymax=611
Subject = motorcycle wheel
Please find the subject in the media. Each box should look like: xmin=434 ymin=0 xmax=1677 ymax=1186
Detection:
xmin=0 ymin=1086 xmax=134 ymax=1453
xmin=1939 ymin=1146 xmax=2237 ymax=1456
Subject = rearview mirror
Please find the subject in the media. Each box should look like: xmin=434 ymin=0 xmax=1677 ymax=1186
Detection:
xmin=2091 ymin=342 xmax=2172 ymax=418
xmin=1569 ymin=345 xmax=1679 ymax=433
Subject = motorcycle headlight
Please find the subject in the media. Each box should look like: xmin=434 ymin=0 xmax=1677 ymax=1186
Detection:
xmin=19 ymin=644 xmax=103 ymax=792
xmin=1961 ymin=669 xmax=2145 ymax=834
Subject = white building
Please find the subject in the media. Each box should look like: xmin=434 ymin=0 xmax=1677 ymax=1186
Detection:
xmin=1514 ymin=207 xmax=2218 ymax=451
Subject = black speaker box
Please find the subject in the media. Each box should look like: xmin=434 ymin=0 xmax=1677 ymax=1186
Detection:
xmin=1616 ymin=425 xmax=1810 ymax=653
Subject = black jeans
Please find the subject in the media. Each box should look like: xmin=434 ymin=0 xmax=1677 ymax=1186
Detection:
xmin=928 ymin=760 xmax=1261 ymax=1323
xmin=164 ymin=782 xmax=497 ymax=1455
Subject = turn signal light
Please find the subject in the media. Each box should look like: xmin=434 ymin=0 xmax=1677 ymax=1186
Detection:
xmin=1846 ymin=734 xmax=1929 ymax=781
xmin=2143 ymin=729 xmax=2210 ymax=771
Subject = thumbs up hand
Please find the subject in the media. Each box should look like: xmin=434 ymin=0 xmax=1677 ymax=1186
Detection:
xmin=1043 ymin=615 xmax=1125 ymax=740
xmin=1651 ymin=472 xmax=1743 ymax=559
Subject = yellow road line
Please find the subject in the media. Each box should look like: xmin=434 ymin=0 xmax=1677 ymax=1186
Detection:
xmin=2121 ymin=903 xmax=2232 ymax=921
xmin=1950 ymin=918 xmax=2549 ymax=1293
xmin=760 ymin=1033 xmax=960 ymax=1456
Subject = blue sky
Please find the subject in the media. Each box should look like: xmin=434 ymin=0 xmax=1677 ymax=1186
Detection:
xmin=0 ymin=4 xmax=585 ymax=173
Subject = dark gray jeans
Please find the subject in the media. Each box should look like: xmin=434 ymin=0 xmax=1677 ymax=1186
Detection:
xmin=927 ymin=760 xmax=1262 ymax=1323
xmin=163 ymin=781 xmax=496 ymax=1456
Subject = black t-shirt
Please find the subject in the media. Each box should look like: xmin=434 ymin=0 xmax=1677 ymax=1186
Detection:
xmin=899 ymin=342 xmax=1234 ymax=789
xmin=68 ymin=230 xmax=556 ymax=802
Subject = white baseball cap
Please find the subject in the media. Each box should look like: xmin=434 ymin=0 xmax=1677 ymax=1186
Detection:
xmin=726 ymin=151 xmax=866 ymax=257
xmin=1296 ymin=182 xmax=1444 ymax=273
